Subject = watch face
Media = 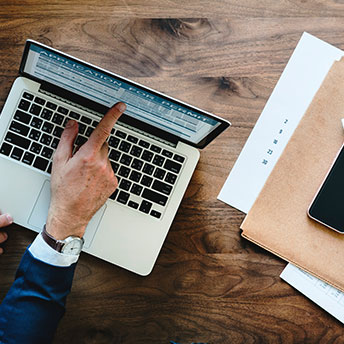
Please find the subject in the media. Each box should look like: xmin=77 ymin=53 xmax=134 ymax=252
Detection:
xmin=62 ymin=238 xmax=84 ymax=255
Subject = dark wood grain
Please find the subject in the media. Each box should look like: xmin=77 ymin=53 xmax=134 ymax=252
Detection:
xmin=1 ymin=1 xmax=344 ymax=343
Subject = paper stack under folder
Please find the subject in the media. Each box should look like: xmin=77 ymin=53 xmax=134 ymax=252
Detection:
xmin=218 ymin=32 xmax=344 ymax=323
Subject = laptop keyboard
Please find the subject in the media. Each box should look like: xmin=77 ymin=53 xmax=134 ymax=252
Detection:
xmin=0 ymin=91 xmax=186 ymax=220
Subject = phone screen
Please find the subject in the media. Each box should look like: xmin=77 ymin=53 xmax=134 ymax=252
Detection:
xmin=308 ymin=145 xmax=344 ymax=233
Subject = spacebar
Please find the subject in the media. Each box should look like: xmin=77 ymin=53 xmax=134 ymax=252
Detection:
xmin=142 ymin=188 xmax=168 ymax=206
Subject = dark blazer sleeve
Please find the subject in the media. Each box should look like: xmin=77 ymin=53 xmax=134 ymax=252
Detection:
xmin=0 ymin=247 xmax=76 ymax=344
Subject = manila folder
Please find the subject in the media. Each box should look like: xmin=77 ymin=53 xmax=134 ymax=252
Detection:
xmin=241 ymin=58 xmax=344 ymax=292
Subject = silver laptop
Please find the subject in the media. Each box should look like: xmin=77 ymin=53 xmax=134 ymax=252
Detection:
xmin=0 ymin=40 xmax=230 ymax=275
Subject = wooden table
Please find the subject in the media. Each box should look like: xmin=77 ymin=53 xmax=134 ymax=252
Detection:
xmin=1 ymin=1 xmax=343 ymax=343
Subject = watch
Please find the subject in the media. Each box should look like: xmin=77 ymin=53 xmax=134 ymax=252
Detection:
xmin=42 ymin=225 xmax=84 ymax=255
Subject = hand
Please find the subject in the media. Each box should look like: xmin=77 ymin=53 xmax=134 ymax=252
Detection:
xmin=46 ymin=102 xmax=126 ymax=240
xmin=0 ymin=212 xmax=13 ymax=254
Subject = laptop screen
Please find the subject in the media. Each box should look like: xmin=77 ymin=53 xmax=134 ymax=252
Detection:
xmin=21 ymin=41 xmax=229 ymax=147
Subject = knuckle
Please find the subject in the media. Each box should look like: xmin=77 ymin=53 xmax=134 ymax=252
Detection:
xmin=98 ymin=125 xmax=111 ymax=138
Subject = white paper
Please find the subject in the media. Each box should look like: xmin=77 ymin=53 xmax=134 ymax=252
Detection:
xmin=281 ymin=264 xmax=344 ymax=323
xmin=217 ymin=32 xmax=344 ymax=323
xmin=218 ymin=32 xmax=343 ymax=213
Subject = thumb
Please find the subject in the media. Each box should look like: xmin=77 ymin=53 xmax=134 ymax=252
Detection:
xmin=54 ymin=120 xmax=78 ymax=163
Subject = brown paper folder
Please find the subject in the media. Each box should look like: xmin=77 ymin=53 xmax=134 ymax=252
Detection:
xmin=241 ymin=58 xmax=344 ymax=292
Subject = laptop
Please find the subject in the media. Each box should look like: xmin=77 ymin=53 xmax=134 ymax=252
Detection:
xmin=0 ymin=40 xmax=230 ymax=275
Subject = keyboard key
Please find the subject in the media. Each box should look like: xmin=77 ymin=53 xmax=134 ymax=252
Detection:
xmin=9 ymin=121 xmax=29 ymax=136
xmin=150 ymin=144 xmax=161 ymax=153
xmin=129 ymin=170 xmax=141 ymax=183
xmin=173 ymin=154 xmax=185 ymax=163
xmin=5 ymin=132 xmax=30 ymax=149
xmin=42 ymin=146 xmax=53 ymax=159
xmin=150 ymin=210 xmax=161 ymax=219
xmin=30 ymin=142 xmax=42 ymax=154
xmin=152 ymin=179 xmax=172 ymax=195
xmin=109 ymin=136 xmax=120 ymax=148
xmin=92 ymin=120 xmax=99 ymax=128
xmin=128 ymin=200 xmax=139 ymax=209
xmin=47 ymin=162 xmax=52 ymax=174
xmin=165 ymin=172 xmax=177 ymax=185
xmin=18 ymin=99 xmax=30 ymax=111
xmin=46 ymin=101 xmax=57 ymax=110
xmin=0 ymin=142 xmax=12 ymax=156
xmin=23 ymin=92 xmax=34 ymax=101
xmin=109 ymin=149 xmax=121 ymax=161
xmin=162 ymin=149 xmax=173 ymax=158
xmin=119 ymin=141 xmax=131 ymax=153
xmin=53 ymin=126 xmax=63 ymax=138
xmin=29 ymin=128 xmax=41 ymax=141
xmin=109 ymin=188 xmax=119 ymax=200
xmin=115 ymin=130 xmax=126 ymax=139
xmin=139 ymin=200 xmax=152 ymax=214
xmin=164 ymin=159 xmax=182 ymax=174
xmin=40 ymin=133 xmax=52 ymax=146
xmin=42 ymin=121 xmax=54 ymax=134
xmin=142 ymin=163 xmax=154 ymax=175
xmin=14 ymin=110 xmax=31 ymax=124
xmin=141 ymin=150 xmax=153 ymax=162
xmin=127 ymin=135 xmax=138 ymax=144
xmin=78 ymin=123 xmax=86 ymax=135
xmin=141 ymin=175 xmax=153 ymax=187
xmin=51 ymin=138 xmax=60 ymax=149
xmin=41 ymin=108 xmax=53 ymax=120
xmin=10 ymin=147 xmax=24 ymax=160
xmin=57 ymin=106 xmax=68 ymax=115
xmin=29 ymin=103 xmax=42 ymax=116
xmin=142 ymin=188 xmax=168 ymax=206
xmin=118 ymin=166 xmax=130 ymax=178
xmin=75 ymin=135 xmax=87 ymax=146
xmin=130 ymin=183 xmax=143 ymax=196
xmin=52 ymin=113 xmax=64 ymax=125
xmin=33 ymin=156 xmax=49 ymax=171
xmin=80 ymin=116 xmax=92 ymax=124
xmin=139 ymin=139 xmax=149 ymax=148
xmin=119 ymin=179 xmax=132 ymax=191
xmin=85 ymin=127 xmax=93 ymax=137
xmin=120 ymin=154 xmax=132 ymax=166
xmin=111 ymin=161 xmax=119 ymax=173
xmin=22 ymin=151 xmax=34 ymax=165
xmin=154 ymin=168 xmax=166 ymax=180
xmin=69 ymin=111 xmax=80 ymax=120
xmin=131 ymin=158 xmax=143 ymax=171
xmin=130 ymin=145 xmax=142 ymax=157
xmin=30 ymin=117 xmax=43 ymax=129
xmin=34 ymin=96 xmax=45 ymax=105
xmin=152 ymin=155 xmax=165 ymax=167
xmin=117 ymin=191 xmax=130 ymax=204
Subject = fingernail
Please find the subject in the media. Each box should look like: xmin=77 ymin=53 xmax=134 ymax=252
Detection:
xmin=66 ymin=120 xmax=76 ymax=128
xmin=6 ymin=214 xmax=13 ymax=224
xmin=115 ymin=102 xmax=126 ymax=112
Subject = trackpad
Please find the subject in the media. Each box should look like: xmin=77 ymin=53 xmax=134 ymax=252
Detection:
xmin=28 ymin=180 xmax=106 ymax=248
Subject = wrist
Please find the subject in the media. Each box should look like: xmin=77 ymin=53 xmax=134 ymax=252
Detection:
xmin=46 ymin=211 xmax=86 ymax=240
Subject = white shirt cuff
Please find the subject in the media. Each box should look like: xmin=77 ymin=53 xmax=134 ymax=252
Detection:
xmin=28 ymin=233 xmax=79 ymax=267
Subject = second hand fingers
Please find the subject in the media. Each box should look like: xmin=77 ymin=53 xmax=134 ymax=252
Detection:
xmin=86 ymin=102 xmax=126 ymax=152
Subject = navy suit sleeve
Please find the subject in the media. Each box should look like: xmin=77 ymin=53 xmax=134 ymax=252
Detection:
xmin=0 ymin=247 xmax=76 ymax=344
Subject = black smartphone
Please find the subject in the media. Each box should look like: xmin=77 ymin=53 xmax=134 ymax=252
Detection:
xmin=308 ymin=144 xmax=344 ymax=234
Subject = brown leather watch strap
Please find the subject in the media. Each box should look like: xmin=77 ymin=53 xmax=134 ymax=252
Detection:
xmin=42 ymin=225 xmax=64 ymax=252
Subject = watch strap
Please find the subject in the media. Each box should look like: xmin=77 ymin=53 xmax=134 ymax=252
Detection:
xmin=42 ymin=225 xmax=64 ymax=252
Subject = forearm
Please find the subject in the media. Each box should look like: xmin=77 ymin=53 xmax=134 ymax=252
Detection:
xmin=0 ymin=245 xmax=77 ymax=344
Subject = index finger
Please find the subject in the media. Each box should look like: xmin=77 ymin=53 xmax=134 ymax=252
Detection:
xmin=86 ymin=102 xmax=126 ymax=151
